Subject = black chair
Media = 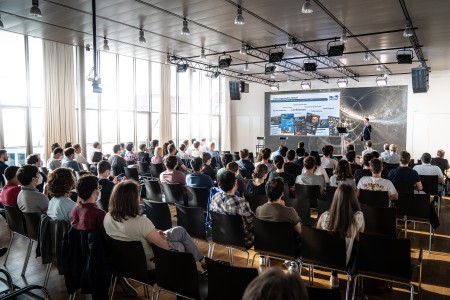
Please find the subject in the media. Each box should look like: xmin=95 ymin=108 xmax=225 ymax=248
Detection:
xmin=358 ymin=189 xmax=389 ymax=207
xmin=352 ymin=233 xmax=422 ymax=300
xmin=152 ymin=244 xmax=208 ymax=300
xmin=39 ymin=167 xmax=49 ymax=177
xmin=144 ymin=179 xmax=163 ymax=202
xmin=81 ymin=163 xmax=90 ymax=172
xmin=383 ymin=162 xmax=400 ymax=173
xmin=137 ymin=161 xmax=151 ymax=176
xmin=252 ymin=218 xmax=296 ymax=266
xmin=206 ymin=257 xmax=258 ymax=300
xmin=161 ymin=182 xmax=186 ymax=206
xmin=22 ymin=212 xmax=41 ymax=276
xmin=232 ymin=153 xmax=240 ymax=162
xmin=143 ymin=200 xmax=172 ymax=231
xmin=282 ymin=183 xmax=292 ymax=201
xmin=324 ymin=168 xmax=334 ymax=178
xmin=318 ymin=185 xmax=337 ymax=217
xmin=210 ymin=212 xmax=250 ymax=266
xmin=243 ymin=193 xmax=268 ymax=213
xmin=111 ymin=165 xmax=123 ymax=176
xmin=186 ymin=186 xmax=210 ymax=211
xmin=420 ymin=175 xmax=441 ymax=216
xmin=239 ymin=168 xmax=253 ymax=180
xmin=107 ymin=236 xmax=155 ymax=299
xmin=397 ymin=193 xmax=433 ymax=253
xmin=124 ymin=167 xmax=140 ymax=181
xmin=284 ymin=196 xmax=314 ymax=227
xmin=360 ymin=204 xmax=397 ymax=238
xmin=126 ymin=160 xmax=136 ymax=166
xmin=295 ymin=183 xmax=320 ymax=208
xmin=0 ymin=281 xmax=50 ymax=300
xmin=307 ymin=286 xmax=342 ymax=300
xmin=150 ymin=163 xmax=164 ymax=179
xmin=326 ymin=185 xmax=337 ymax=203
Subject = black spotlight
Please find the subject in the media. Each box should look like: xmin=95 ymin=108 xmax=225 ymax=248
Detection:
xmin=396 ymin=49 xmax=413 ymax=64
xmin=327 ymin=41 xmax=345 ymax=57
xmin=264 ymin=63 xmax=276 ymax=75
xmin=218 ymin=54 xmax=232 ymax=68
xmin=176 ymin=62 xmax=188 ymax=73
xmin=211 ymin=70 xmax=221 ymax=79
xmin=303 ymin=59 xmax=317 ymax=71
xmin=269 ymin=47 xmax=284 ymax=63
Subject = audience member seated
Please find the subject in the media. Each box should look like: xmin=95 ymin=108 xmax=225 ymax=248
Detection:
xmin=151 ymin=146 xmax=164 ymax=165
xmin=293 ymin=147 xmax=306 ymax=168
xmin=200 ymin=138 xmax=209 ymax=153
xmin=242 ymin=268 xmax=308 ymax=300
xmin=217 ymin=153 xmax=233 ymax=177
xmin=120 ymin=143 xmax=126 ymax=157
xmin=47 ymin=168 xmax=77 ymax=222
xmin=317 ymin=184 xmax=365 ymax=288
xmin=341 ymin=144 xmax=355 ymax=161
xmin=245 ymin=164 xmax=269 ymax=196
xmin=90 ymin=141 xmax=104 ymax=164
xmin=124 ymin=142 xmax=138 ymax=164
xmin=329 ymin=159 xmax=356 ymax=189
xmin=97 ymin=161 xmax=118 ymax=211
xmin=186 ymin=138 xmax=196 ymax=157
xmin=237 ymin=148 xmax=255 ymax=173
xmin=201 ymin=152 xmax=216 ymax=180
xmin=186 ymin=157 xmax=214 ymax=189
xmin=255 ymin=148 xmax=275 ymax=172
xmin=26 ymin=154 xmax=47 ymax=193
xmin=0 ymin=166 xmax=21 ymax=206
xmin=321 ymin=145 xmax=338 ymax=169
xmin=210 ymin=171 xmax=254 ymax=248
xmin=304 ymin=151 xmax=329 ymax=184
xmin=64 ymin=142 xmax=72 ymax=149
xmin=361 ymin=140 xmax=374 ymax=157
xmin=104 ymin=181 xmax=205 ymax=276
xmin=296 ymin=156 xmax=325 ymax=196
xmin=176 ymin=143 xmax=190 ymax=160
xmin=148 ymin=139 xmax=159 ymax=158
xmin=191 ymin=141 xmax=202 ymax=158
xmin=431 ymin=149 xmax=449 ymax=177
xmin=388 ymin=151 xmax=422 ymax=193
xmin=137 ymin=144 xmax=151 ymax=164
xmin=270 ymin=145 xmax=283 ymax=161
xmin=382 ymin=144 xmax=400 ymax=164
xmin=61 ymin=147 xmax=80 ymax=171
xmin=357 ymin=158 xmax=398 ymax=201
xmin=208 ymin=142 xmax=221 ymax=168
xmin=71 ymin=175 xmax=106 ymax=233
xmin=346 ymin=150 xmax=362 ymax=175
xmin=108 ymin=144 xmax=127 ymax=175
xmin=47 ymin=147 xmax=63 ymax=171
xmin=414 ymin=152 xmax=445 ymax=192
xmin=268 ymin=155 xmax=295 ymax=187
xmin=0 ymin=149 xmax=8 ymax=187
xmin=256 ymin=178 xmax=302 ymax=255
xmin=50 ymin=142 xmax=61 ymax=152
xmin=379 ymin=144 xmax=390 ymax=161
xmin=226 ymin=161 xmax=246 ymax=196
xmin=17 ymin=165 xmax=48 ymax=214
xmin=164 ymin=144 xmax=187 ymax=172
xmin=354 ymin=153 xmax=374 ymax=185
xmin=73 ymin=143 xmax=88 ymax=165
xmin=160 ymin=156 xmax=186 ymax=186
xmin=284 ymin=150 xmax=302 ymax=177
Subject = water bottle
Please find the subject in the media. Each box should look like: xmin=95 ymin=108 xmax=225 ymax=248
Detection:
xmin=288 ymin=261 xmax=299 ymax=274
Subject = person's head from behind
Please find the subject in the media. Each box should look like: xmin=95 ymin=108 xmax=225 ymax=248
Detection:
xmin=346 ymin=144 xmax=355 ymax=152
xmin=4 ymin=166 xmax=20 ymax=185
xmin=371 ymin=150 xmax=380 ymax=159
xmin=53 ymin=147 xmax=63 ymax=159
xmin=76 ymin=175 xmax=99 ymax=202
xmin=421 ymin=152 xmax=432 ymax=164
xmin=218 ymin=171 xmax=236 ymax=193
xmin=266 ymin=178 xmax=285 ymax=201
xmin=17 ymin=165 xmax=39 ymax=187
xmin=221 ymin=153 xmax=233 ymax=168
xmin=345 ymin=150 xmax=356 ymax=163
xmin=51 ymin=143 xmax=60 ymax=152
xmin=280 ymin=146 xmax=288 ymax=157
xmin=162 ymin=142 xmax=169 ymax=156
xmin=383 ymin=143 xmax=389 ymax=151
xmin=139 ymin=144 xmax=147 ymax=152
xmin=209 ymin=142 xmax=216 ymax=151
xmin=73 ymin=144 xmax=82 ymax=154
xmin=328 ymin=184 xmax=361 ymax=238
xmin=322 ymin=145 xmax=333 ymax=157
xmin=151 ymin=139 xmax=159 ymax=148
xmin=437 ymin=149 xmax=445 ymax=158
xmin=193 ymin=141 xmax=201 ymax=150
xmin=365 ymin=140 xmax=372 ymax=148
xmin=26 ymin=154 xmax=42 ymax=167
xmin=240 ymin=148 xmax=249 ymax=160
xmin=64 ymin=142 xmax=72 ymax=149
xmin=120 ymin=143 xmax=125 ymax=150
xmin=400 ymin=150 xmax=411 ymax=166
xmin=253 ymin=164 xmax=269 ymax=180
xmin=242 ymin=268 xmax=307 ymax=300
xmin=0 ymin=149 xmax=7 ymax=162
xmin=180 ymin=144 xmax=186 ymax=152
xmin=191 ymin=157 xmax=203 ymax=172
xmin=93 ymin=141 xmax=101 ymax=150
xmin=364 ymin=117 xmax=369 ymax=125
xmin=183 ymin=140 xmax=189 ymax=147
xmin=109 ymin=181 xmax=141 ymax=222
xmin=262 ymin=148 xmax=271 ymax=161
xmin=369 ymin=158 xmax=382 ymax=175
xmin=362 ymin=153 xmax=374 ymax=167
xmin=335 ymin=159 xmax=353 ymax=180
xmin=113 ymin=144 xmax=121 ymax=155
xmin=164 ymin=156 xmax=178 ymax=170
xmin=202 ymin=152 xmax=212 ymax=166
xmin=155 ymin=146 xmax=163 ymax=157
xmin=298 ymin=141 xmax=305 ymax=148
xmin=226 ymin=161 xmax=239 ymax=176
xmin=286 ymin=150 xmax=296 ymax=162
xmin=296 ymin=147 xmax=305 ymax=158
xmin=303 ymin=156 xmax=316 ymax=171
xmin=64 ymin=147 xmax=76 ymax=160
xmin=126 ymin=142 xmax=134 ymax=152
xmin=47 ymin=168 xmax=75 ymax=197
xmin=310 ymin=151 xmax=321 ymax=166
xmin=389 ymin=144 xmax=397 ymax=153
xmin=273 ymin=155 xmax=284 ymax=170
xmin=168 ymin=144 xmax=176 ymax=155
xmin=97 ymin=160 xmax=111 ymax=177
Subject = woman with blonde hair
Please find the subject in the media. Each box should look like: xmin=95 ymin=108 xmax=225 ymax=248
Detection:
xmin=151 ymin=146 xmax=164 ymax=164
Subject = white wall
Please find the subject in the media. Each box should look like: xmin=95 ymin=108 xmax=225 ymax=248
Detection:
xmin=230 ymin=70 xmax=450 ymax=160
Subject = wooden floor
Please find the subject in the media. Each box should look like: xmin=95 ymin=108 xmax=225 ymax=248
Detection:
xmin=1 ymin=198 xmax=449 ymax=300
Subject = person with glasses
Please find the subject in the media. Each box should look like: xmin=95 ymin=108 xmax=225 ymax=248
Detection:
xmin=16 ymin=165 xmax=49 ymax=214
xmin=47 ymin=168 xmax=76 ymax=222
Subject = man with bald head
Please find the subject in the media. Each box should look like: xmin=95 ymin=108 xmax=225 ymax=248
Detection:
xmin=383 ymin=144 xmax=400 ymax=164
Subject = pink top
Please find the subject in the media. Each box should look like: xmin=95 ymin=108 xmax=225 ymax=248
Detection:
xmin=159 ymin=169 xmax=186 ymax=186
xmin=151 ymin=156 xmax=163 ymax=164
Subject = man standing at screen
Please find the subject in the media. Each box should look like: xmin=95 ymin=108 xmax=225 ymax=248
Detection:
xmin=361 ymin=118 xmax=372 ymax=141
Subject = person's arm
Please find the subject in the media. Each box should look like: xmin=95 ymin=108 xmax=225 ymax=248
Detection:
xmin=389 ymin=192 xmax=398 ymax=201
xmin=316 ymin=213 xmax=324 ymax=229
xmin=293 ymin=222 xmax=302 ymax=235
xmin=356 ymin=188 xmax=361 ymax=198
xmin=415 ymin=181 xmax=423 ymax=191
xmin=145 ymin=229 xmax=170 ymax=250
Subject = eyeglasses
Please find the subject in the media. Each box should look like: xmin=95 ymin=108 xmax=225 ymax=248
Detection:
xmin=97 ymin=185 xmax=102 ymax=191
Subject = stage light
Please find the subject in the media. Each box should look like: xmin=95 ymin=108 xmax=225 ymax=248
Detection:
xmin=286 ymin=36 xmax=294 ymax=49
xmin=240 ymin=42 xmax=247 ymax=54
xmin=303 ymin=60 xmax=317 ymax=72
xmin=270 ymin=83 xmax=279 ymax=91
xmin=30 ymin=0 xmax=42 ymax=17
xmin=218 ymin=54 xmax=232 ymax=68
xmin=211 ymin=70 xmax=221 ymax=79
xmin=176 ymin=62 xmax=188 ymax=73
xmin=364 ymin=52 xmax=370 ymax=61
xmin=138 ymin=29 xmax=146 ymax=44
xmin=103 ymin=37 xmax=110 ymax=51
xmin=301 ymin=0 xmax=313 ymax=13
xmin=269 ymin=47 xmax=284 ymax=63
xmin=264 ymin=64 xmax=276 ymax=75
xmin=397 ymin=49 xmax=413 ymax=64
xmin=337 ymin=78 xmax=348 ymax=88
xmin=200 ymin=48 xmax=206 ymax=59
xmin=235 ymin=6 xmax=245 ymax=25
xmin=376 ymin=64 xmax=382 ymax=71
xmin=181 ymin=18 xmax=190 ymax=36
xmin=403 ymin=20 xmax=413 ymax=37
xmin=244 ymin=62 xmax=250 ymax=72
xmin=327 ymin=41 xmax=345 ymax=57
xmin=301 ymin=80 xmax=311 ymax=90
xmin=340 ymin=28 xmax=348 ymax=43
xmin=376 ymin=76 xmax=387 ymax=86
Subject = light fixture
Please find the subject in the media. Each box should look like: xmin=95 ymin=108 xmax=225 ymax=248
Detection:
xmin=337 ymin=78 xmax=348 ymax=88
xmin=340 ymin=28 xmax=348 ymax=43
xmin=403 ymin=20 xmax=413 ymax=37
xmin=264 ymin=64 xmax=276 ymax=75
xmin=270 ymin=83 xmax=279 ymax=91
xmin=396 ymin=49 xmax=413 ymax=64
xmin=384 ymin=69 xmax=389 ymax=78
xmin=271 ymin=72 xmax=276 ymax=79
xmin=218 ymin=54 xmax=232 ymax=68
xmin=85 ymin=44 xmax=91 ymax=52
xmin=269 ymin=47 xmax=284 ymax=63
xmin=138 ymin=29 xmax=146 ymax=43
xmin=301 ymin=80 xmax=311 ymax=90
xmin=376 ymin=64 xmax=382 ymax=71
xmin=301 ymin=0 xmax=313 ymax=13
xmin=286 ymin=36 xmax=294 ymax=49
xmin=244 ymin=62 xmax=250 ymax=72
xmin=235 ymin=6 xmax=245 ymax=25
xmin=304 ymin=60 xmax=317 ymax=72
xmin=177 ymin=60 xmax=188 ymax=73
xmin=0 ymin=14 xmax=4 ymax=29
xmin=211 ymin=70 xmax=221 ymax=79
xmin=200 ymin=48 xmax=206 ymax=59
xmin=103 ymin=37 xmax=110 ymax=51
xmin=30 ymin=0 xmax=42 ymax=17
xmin=376 ymin=76 xmax=387 ymax=86
xmin=240 ymin=42 xmax=247 ymax=54
xmin=364 ymin=52 xmax=370 ymax=61
xmin=327 ymin=41 xmax=345 ymax=57
xmin=181 ymin=17 xmax=190 ymax=36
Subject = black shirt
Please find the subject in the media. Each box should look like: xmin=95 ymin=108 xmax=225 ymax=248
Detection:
xmin=354 ymin=169 xmax=372 ymax=185
xmin=284 ymin=162 xmax=302 ymax=177
xmin=388 ymin=166 xmax=420 ymax=193
xmin=244 ymin=181 xmax=266 ymax=196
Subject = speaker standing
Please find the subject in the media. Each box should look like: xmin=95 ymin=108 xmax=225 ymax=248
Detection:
xmin=361 ymin=117 xmax=372 ymax=142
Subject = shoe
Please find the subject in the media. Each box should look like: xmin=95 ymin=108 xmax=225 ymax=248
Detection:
xmin=0 ymin=247 xmax=7 ymax=257
xmin=118 ymin=277 xmax=138 ymax=297
xmin=330 ymin=275 xmax=339 ymax=288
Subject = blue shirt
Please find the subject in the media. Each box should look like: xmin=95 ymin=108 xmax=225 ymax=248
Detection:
xmin=237 ymin=159 xmax=255 ymax=172
xmin=186 ymin=173 xmax=214 ymax=189
xmin=61 ymin=159 xmax=80 ymax=171
xmin=47 ymin=196 xmax=77 ymax=223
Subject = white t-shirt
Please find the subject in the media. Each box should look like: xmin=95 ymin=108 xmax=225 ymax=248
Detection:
xmin=320 ymin=211 xmax=364 ymax=264
xmin=357 ymin=176 xmax=397 ymax=196
xmin=302 ymin=165 xmax=329 ymax=183
xmin=321 ymin=157 xmax=338 ymax=169
xmin=103 ymin=213 xmax=156 ymax=270
xmin=329 ymin=175 xmax=356 ymax=189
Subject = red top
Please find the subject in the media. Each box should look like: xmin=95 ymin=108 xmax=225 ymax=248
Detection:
xmin=0 ymin=185 xmax=21 ymax=207
xmin=70 ymin=203 xmax=106 ymax=233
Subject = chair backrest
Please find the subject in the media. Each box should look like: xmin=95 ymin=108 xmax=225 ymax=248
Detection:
xmin=106 ymin=236 xmax=151 ymax=284
xmin=175 ymin=205 xmax=207 ymax=241
xmin=317 ymin=199 xmax=331 ymax=219
xmin=360 ymin=204 xmax=397 ymax=238
xmin=420 ymin=175 xmax=439 ymax=195
xmin=232 ymin=153 xmax=240 ymax=162
xmin=152 ymin=244 xmax=201 ymax=300
xmin=124 ymin=167 xmax=139 ymax=182
xmin=243 ymin=193 xmax=268 ymax=213
xmin=307 ymin=286 xmax=342 ymax=300
xmin=253 ymin=218 xmax=295 ymax=260
xmin=357 ymin=233 xmax=412 ymax=282
xmin=143 ymin=179 xmax=162 ymax=202
xmin=211 ymin=212 xmax=246 ymax=249
xmin=111 ymin=165 xmax=123 ymax=177
xmin=396 ymin=193 xmax=430 ymax=221
xmin=186 ymin=186 xmax=209 ymax=211
xmin=39 ymin=167 xmax=49 ymax=177
xmin=4 ymin=205 xmax=27 ymax=237
xmin=181 ymin=159 xmax=192 ymax=169
xmin=383 ymin=163 xmax=400 ymax=173
xmin=161 ymin=183 xmax=185 ymax=205
xmin=358 ymin=189 xmax=389 ymax=207
xmin=22 ymin=212 xmax=41 ymax=241
xmin=326 ymin=185 xmax=337 ymax=203
xmin=324 ymin=168 xmax=334 ymax=178
xmin=240 ymin=169 xmax=252 ymax=180
xmin=301 ymin=226 xmax=347 ymax=271
xmin=284 ymin=197 xmax=313 ymax=227
xmin=137 ymin=161 xmax=150 ymax=175
xmin=126 ymin=160 xmax=135 ymax=166
xmin=282 ymin=183 xmax=291 ymax=201
xmin=81 ymin=163 xmax=90 ymax=172
xmin=143 ymin=200 xmax=172 ymax=231
xmin=206 ymin=257 xmax=258 ymax=300
xmin=295 ymin=183 xmax=320 ymax=208
xmin=150 ymin=163 xmax=164 ymax=178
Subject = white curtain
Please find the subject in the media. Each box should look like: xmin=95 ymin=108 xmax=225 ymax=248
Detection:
xmin=160 ymin=64 xmax=172 ymax=143
xmin=43 ymin=40 xmax=76 ymax=159
xmin=221 ymin=77 xmax=231 ymax=151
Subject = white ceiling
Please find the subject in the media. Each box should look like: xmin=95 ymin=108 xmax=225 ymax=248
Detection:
xmin=0 ymin=0 xmax=449 ymax=84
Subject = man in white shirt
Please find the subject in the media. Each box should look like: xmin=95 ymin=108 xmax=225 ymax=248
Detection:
xmin=46 ymin=147 xmax=63 ymax=171
xmin=199 ymin=138 xmax=209 ymax=152
xmin=383 ymin=144 xmax=400 ymax=164
xmin=320 ymin=145 xmax=338 ymax=169
xmin=357 ymin=158 xmax=398 ymax=200
xmin=296 ymin=156 xmax=325 ymax=196
xmin=73 ymin=144 xmax=88 ymax=165
xmin=186 ymin=138 xmax=196 ymax=157
xmin=414 ymin=152 xmax=444 ymax=192
xmin=379 ymin=144 xmax=390 ymax=161
xmin=361 ymin=140 xmax=374 ymax=157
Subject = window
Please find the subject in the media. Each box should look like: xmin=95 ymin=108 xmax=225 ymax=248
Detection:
xmin=151 ymin=63 xmax=161 ymax=113
xmin=136 ymin=60 xmax=150 ymax=112
xmin=100 ymin=52 xmax=117 ymax=110
xmin=2 ymin=108 xmax=27 ymax=165
xmin=118 ymin=56 xmax=134 ymax=110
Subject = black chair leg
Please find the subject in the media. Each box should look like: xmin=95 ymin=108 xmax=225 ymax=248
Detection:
xmin=3 ymin=233 xmax=14 ymax=266
xmin=21 ymin=240 xmax=34 ymax=277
